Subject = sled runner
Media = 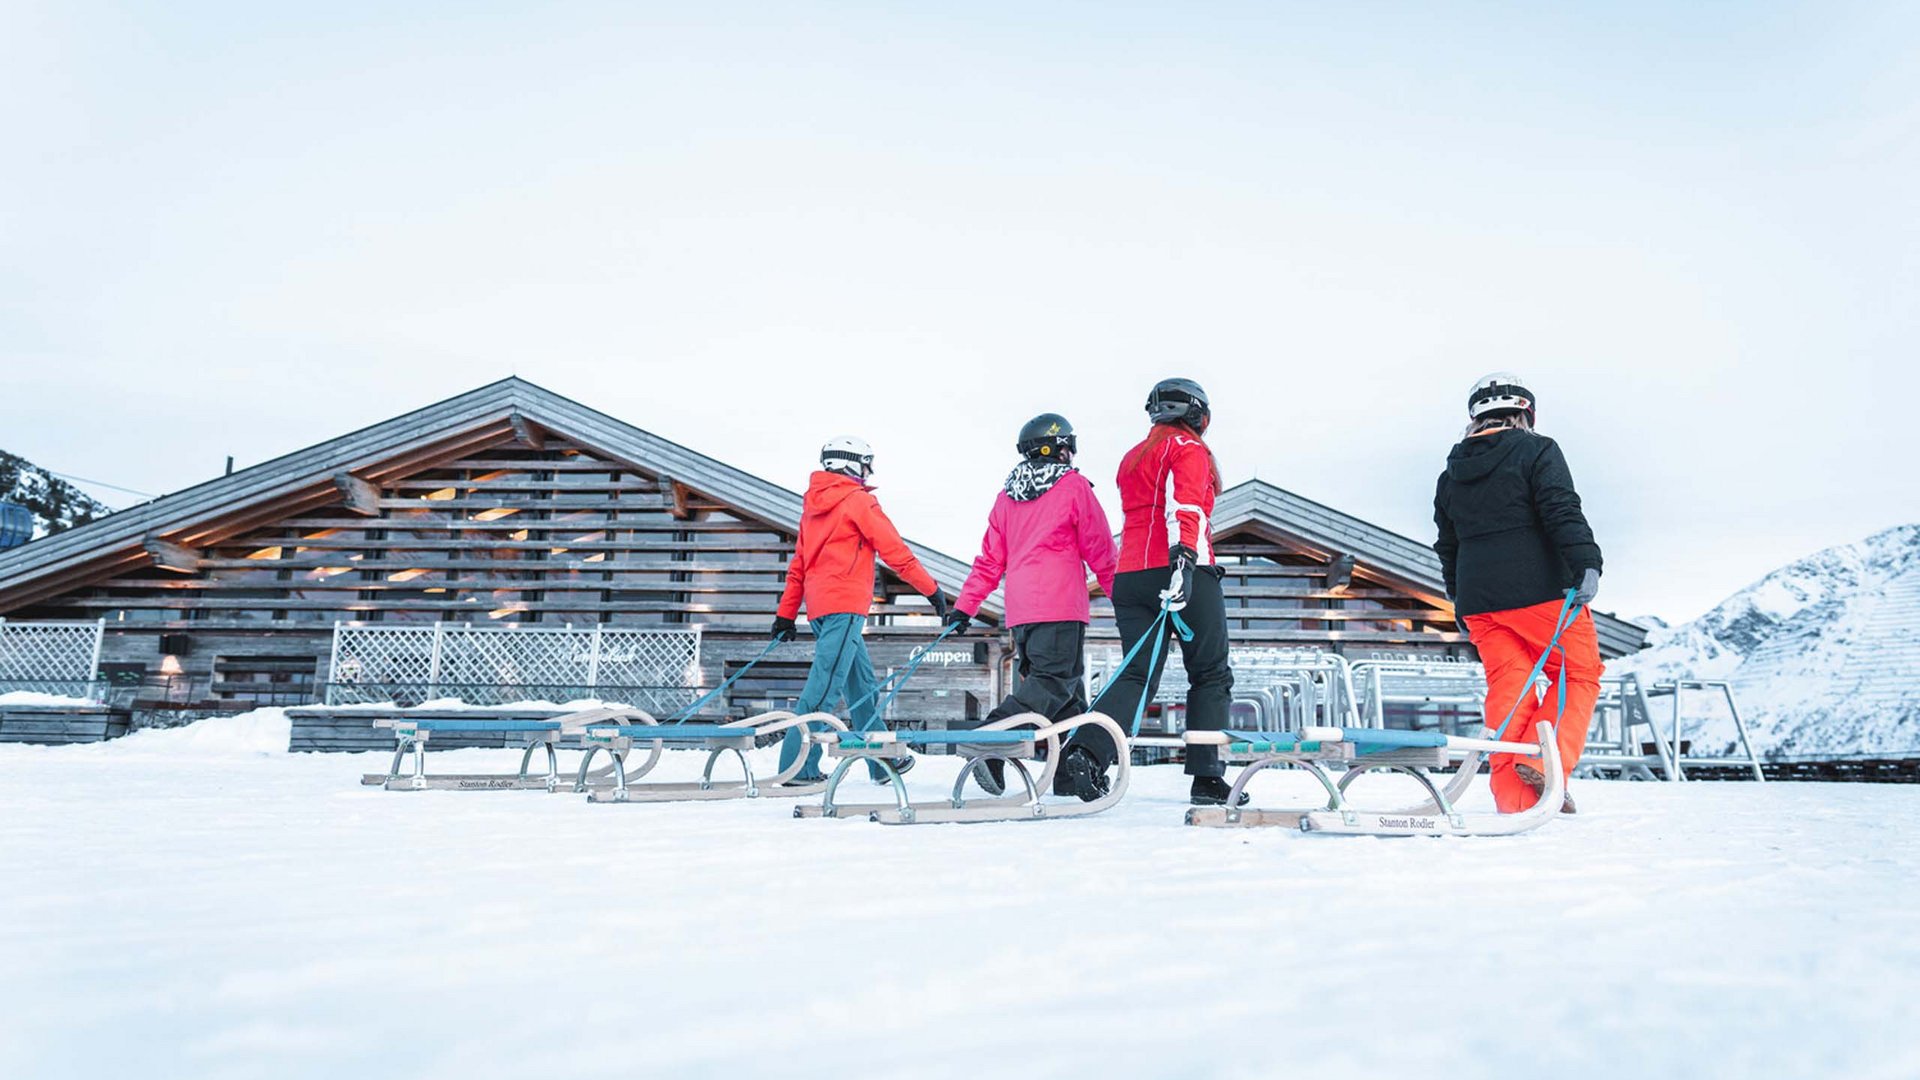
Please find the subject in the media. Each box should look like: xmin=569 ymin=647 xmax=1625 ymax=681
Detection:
xmin=574 ymin=709 xmax=850 ymax=803
xmin=792 ymin=710 xmax=1132 ymax=824
xmin=363 ymin=706 xmax=631 ymax=792
xmin=1182 ymin=722 xmax=1564 ymax=835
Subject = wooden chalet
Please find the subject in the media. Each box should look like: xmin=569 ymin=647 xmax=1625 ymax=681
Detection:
xmin=0 ymin=379 xmax=1001 ymax=727
xmin=0 ymin=377 xmax=1645 ymax=743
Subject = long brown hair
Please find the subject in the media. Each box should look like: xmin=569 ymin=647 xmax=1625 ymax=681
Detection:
xmin=1465 ymin=412 xmax=1534 ymax=439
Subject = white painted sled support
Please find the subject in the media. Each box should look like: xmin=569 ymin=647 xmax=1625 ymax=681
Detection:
xmin=792 ymin=712 xmax=1132 ymax=825
xmin=575 ymin=709 xmax=851 ymax=804
xmin=1183 ymin=723 xmax=1564 ymax=837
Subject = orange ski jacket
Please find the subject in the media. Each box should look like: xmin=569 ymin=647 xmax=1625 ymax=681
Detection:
xmin=777 ymin=471 xmax=939 ymax=620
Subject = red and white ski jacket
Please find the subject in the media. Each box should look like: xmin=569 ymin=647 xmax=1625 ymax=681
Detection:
xmin=1116 ymin=423 xmax=1220 ymax=570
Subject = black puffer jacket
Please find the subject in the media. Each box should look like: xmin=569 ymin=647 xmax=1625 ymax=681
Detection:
xmin=1433 ymin=429 xmax=1602 ymax=618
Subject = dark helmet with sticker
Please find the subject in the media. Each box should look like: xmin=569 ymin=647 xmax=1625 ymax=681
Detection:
xmin=1017 ymin=413 xmax=1077 ymax=460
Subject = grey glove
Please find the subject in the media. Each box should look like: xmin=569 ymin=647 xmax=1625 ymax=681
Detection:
xmin=1573 ymin=568 xmax=1600 ymax=607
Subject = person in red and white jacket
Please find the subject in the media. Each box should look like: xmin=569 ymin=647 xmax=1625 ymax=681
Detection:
xmin=1064 ymin=377 xmax=1240 ymax=806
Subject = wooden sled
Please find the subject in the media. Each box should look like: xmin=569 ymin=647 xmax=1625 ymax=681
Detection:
xmin=1182 ymin=722 xmax=1564 ymax=837
xmin=361 ymin=706 xmax=850 ymax=802
xmin=362 ymin=707 xmax=637 ymax=792
xmin=792 ymin=711 xmax=1131 ymax=825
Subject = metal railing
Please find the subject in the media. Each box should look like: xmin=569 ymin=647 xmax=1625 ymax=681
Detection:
xmin=317 ymin=680 xmax=701 ymax=714
xmin=1350 ymin=658 xmax=1487 ymax=735
xmin=325 ymin=622 xmax=701 ymax=707
xmin=1086 ymin=645 xmax=1362 ymax=735
xmin=1580 ymin=675 xmax=1765 ymax=782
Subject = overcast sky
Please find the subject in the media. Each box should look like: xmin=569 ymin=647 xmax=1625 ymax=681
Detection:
xmin=4 ymin=1 xmax=1915 ymax=623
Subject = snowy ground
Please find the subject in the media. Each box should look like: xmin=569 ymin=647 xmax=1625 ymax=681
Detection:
xmin=3 ymin=713 xmax=1916 ymax=1080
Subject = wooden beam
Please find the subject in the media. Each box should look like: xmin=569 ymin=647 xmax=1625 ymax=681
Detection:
xmin=669 ymin=481 xmax=693 ymax=521
xmin=509 ymin=412 xmax=546 ymax=451
xmin=142 ymin=536 xmax=203 ymax=574
xmin=0 ymin=548 xmax=155 ymax=612
xmin=332 ymin=472 xmax=382 ymax=517
xmin=1326 ymin=553 xmax=1356 ymax=593
xmin=357 ymin=424 xmax=520 ymax=484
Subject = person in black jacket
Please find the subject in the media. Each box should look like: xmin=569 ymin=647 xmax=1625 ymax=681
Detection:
xmin=1434 ymin=373 xmax=1605 ymax=814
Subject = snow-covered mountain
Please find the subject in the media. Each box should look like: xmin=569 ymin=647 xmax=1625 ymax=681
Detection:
xmin=1612 ymin=525 xmax=1920 ymax=758
xmin=0 ymin=451 xmax=112 ymax=539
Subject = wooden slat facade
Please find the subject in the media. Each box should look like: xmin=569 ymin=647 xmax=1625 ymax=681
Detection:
xmin=11 ymin=429 xmax=998 ymax=719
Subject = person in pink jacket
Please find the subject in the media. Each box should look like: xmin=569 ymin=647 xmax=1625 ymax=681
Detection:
xmin=944 ymin=413 xmax=1118 ymax=796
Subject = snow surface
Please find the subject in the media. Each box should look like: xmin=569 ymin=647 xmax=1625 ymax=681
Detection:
xmin=0 ymin=690 xmax=98 ymax=707
xmin=3 ymin=712 xmax=1917 ymax=1080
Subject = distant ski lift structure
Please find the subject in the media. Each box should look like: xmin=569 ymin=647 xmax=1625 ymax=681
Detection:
xmin=0 ymin=502 xmax=33 ymax=549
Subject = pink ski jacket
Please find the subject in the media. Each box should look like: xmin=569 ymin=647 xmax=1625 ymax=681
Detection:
xmin=955 ymin=469 xmax=1119 ymax=627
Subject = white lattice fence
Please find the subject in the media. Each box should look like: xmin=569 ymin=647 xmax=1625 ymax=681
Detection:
xmin=0 ymin=618 xmax=105 ymax=700
xmin=326 ymin=623 xmax=701 ymax=711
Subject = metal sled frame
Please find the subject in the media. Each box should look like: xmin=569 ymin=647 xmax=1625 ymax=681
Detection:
xmin=1183 ymin=722 xmax=1564 ymax=837
xmin=792 ymin=711 xmax=1131 ymax=825
xmin=362 ymin=707 xmax=639 ymax=792
xmin=575 ymin=709 xmax=852 ymax=804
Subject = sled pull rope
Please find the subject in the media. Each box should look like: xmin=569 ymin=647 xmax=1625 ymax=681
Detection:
xmin=866 ymin=623 xmax=964 ymax=719
xmin=1490 ymin=589 xmax=1584 ymax=741
xmin=1088 ymin=601 xmax=1195 ymax=737
xmin=670 ymin=638 xmax=783 ymax=723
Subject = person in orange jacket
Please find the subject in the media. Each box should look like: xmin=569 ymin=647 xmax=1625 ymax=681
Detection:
xmin=773 ymin=435 xmax=949 ymax=783
xmin=1433 ymin=373 xmax=1605 ymax=814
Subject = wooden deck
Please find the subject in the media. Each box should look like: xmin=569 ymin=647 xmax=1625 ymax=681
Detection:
xmin=0 ymin=704 xmax=132 ymax=745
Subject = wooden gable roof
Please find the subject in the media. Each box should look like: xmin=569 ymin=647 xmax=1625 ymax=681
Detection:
xmin=0 ymin=378 xmax=987 ymax=616
xmin=1213 ymin=480 xmax=1648 ymax=657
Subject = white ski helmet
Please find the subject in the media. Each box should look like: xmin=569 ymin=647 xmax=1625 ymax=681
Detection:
xmin=1467 ymin=372 xmax=1536 ymax=421
xmin=820 ymin=435 xmax=875 ymax=479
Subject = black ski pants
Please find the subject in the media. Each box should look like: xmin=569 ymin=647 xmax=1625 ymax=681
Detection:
xmin=1072 ymin=565 xmax=1233 ymax=778
xmin=983 ymin=620 xmax=1088 ymax=725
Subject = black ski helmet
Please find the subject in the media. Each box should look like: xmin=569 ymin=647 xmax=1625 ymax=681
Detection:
xmin=1146 ymin=377 xmax=1210 ymax=433
xmin=1017 ymin=413 xmax=1077 ymax=459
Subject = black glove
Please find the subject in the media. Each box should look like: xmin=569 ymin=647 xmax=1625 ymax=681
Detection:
xmin=943 ymin=607 xmax=972 ymax=635
xmin=770 ymin=616 xmax=797 ymax=642
xmin=1160 ymin=544 xmax=1197 ymax=611
xmin=926 ymin=588 xmax=950 ymax=620
xmin=1573 ymin=568 xmax=1601 ymax=607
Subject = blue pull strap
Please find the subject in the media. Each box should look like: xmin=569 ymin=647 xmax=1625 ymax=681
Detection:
xmin=670 ymin=638 xmax=783 ymax=723
xmin=867 ymin=622 xmax=963 ymax=718
xmin=1088 ymin=601 xmax=1192 ymax=737
xmin=1490 ymin=589 xmax=1584 ymax=741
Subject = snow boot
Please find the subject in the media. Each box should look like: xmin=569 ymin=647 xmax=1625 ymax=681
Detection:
xmin=1514 ymin=763 xmax=1574 ymax=812
xmin=1058 ymin=747 xmax=1109 ymax=803
xmin=1189 ymin=776 xmax=1249 ymax=807
xmin=970 ymin=757 xmax=1007 ymax=796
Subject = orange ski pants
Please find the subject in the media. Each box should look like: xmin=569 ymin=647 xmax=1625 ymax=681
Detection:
xmin=1463 ymin=600 xmax=1605 ymax=813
